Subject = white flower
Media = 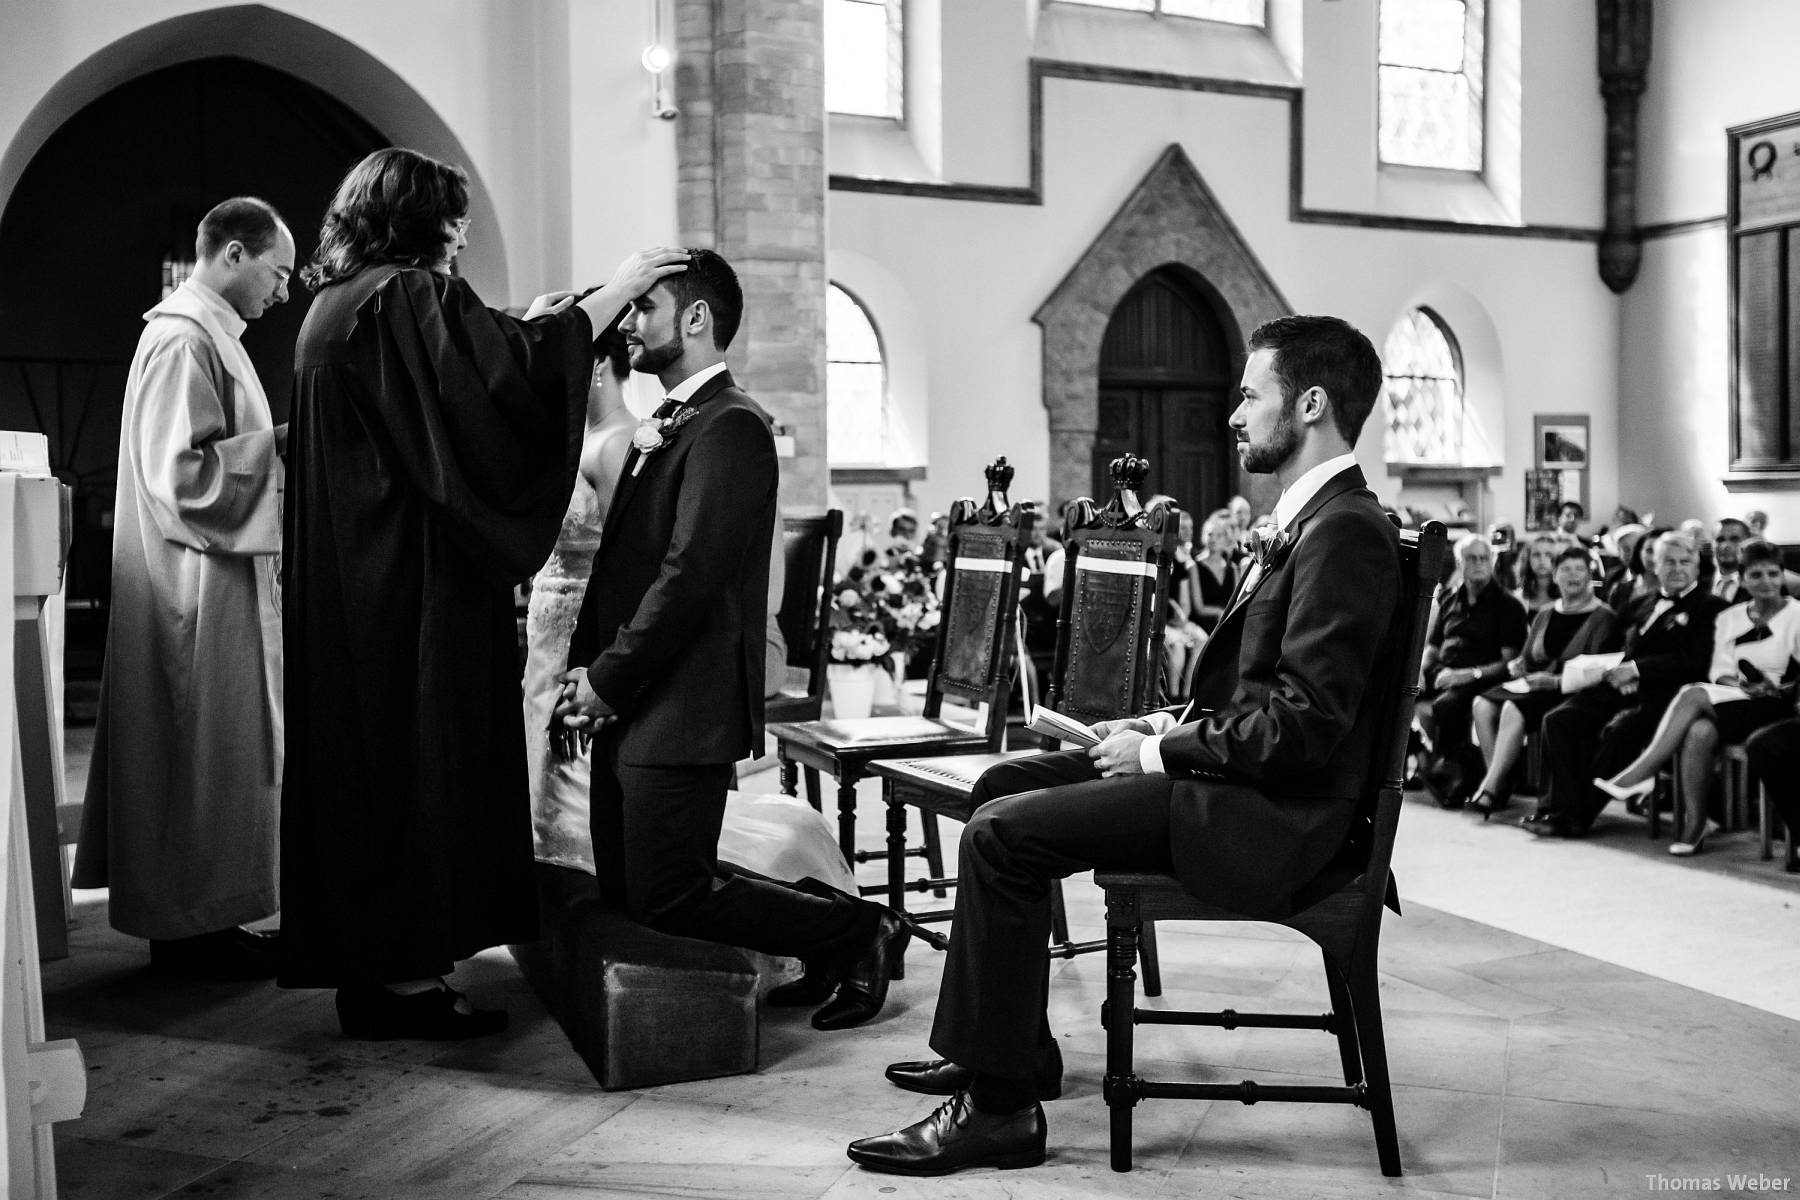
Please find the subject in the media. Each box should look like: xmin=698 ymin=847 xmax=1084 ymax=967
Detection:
xmin=631 ymin=421 xmax=665 ymax=453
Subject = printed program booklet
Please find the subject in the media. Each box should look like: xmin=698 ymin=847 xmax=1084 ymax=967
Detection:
xmin=1024 ymin=705 xmax=1101 ymax=748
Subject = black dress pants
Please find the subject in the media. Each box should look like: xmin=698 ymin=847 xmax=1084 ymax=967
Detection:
xmin=1744 ymin=718 xmax=1800 ymax=841
xmin=929 ymin=751 xmax=1176 ymax=1080
xmin=589 ymin=735 xmax=861 ymax=960
xmin=1540 ymin=685 xmax=1670 ymax=830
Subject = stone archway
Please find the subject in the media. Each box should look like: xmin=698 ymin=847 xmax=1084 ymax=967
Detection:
xmin=1034 ymin=144 xmax=1289 ymax=512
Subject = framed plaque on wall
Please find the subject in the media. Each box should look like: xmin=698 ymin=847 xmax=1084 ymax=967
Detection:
xmin=1727 ymin=110 xmax=1800 ymax=483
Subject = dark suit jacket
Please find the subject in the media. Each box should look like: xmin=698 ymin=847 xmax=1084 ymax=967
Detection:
xmin=1613 ymin=585 xmax=1727 ymax=711
xmin=567 ymin=370 xmax=777 ymax=765
xmin=1158 ymin=465 xmax=1402 ymax=918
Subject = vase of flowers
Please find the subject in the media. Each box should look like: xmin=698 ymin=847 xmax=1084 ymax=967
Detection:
xmin=828 ymin=544 xmax=943 ymax=718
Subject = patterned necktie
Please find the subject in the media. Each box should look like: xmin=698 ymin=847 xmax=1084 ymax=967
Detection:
xmin=651 ymin=398 xmax=682 ymax=420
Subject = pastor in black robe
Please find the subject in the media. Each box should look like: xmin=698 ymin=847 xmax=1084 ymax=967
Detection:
xmin=279 ymin=264 xmax=590 ymax=987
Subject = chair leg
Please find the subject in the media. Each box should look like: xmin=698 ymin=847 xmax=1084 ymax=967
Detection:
xmin=1322 ymin=951 xmax=1363 ymax=1087
xmin=1762 ymin=780 xmax=1775 ymax=861
xmin=803 ymin=766 xmax=823 ymax=813
xmin=778 ymin=749 xmax=798 ymax=798
xmin=1050 ymin=881 xmax=1072 ymax=948
xmin=1345 ymin=953 xmax=1402 ymax=1177
xmin=1138 ymin=921 xmax=1162 ymax=998
xmin=837 ymin=776 xmax=858 ymax=865
xmin=921 ymin=815 xmax=947 ymax=897
xmin=884 ymin=788 xmax=909 ymax=980
xmin=1102 ymin=887 xmax=1142 ymax=1173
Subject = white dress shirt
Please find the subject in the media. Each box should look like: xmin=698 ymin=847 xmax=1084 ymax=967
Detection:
xmin=664 ymin=359 xmax=728 ymax=405
xmin=1136 ymin=453 xmax=1360 ymax=775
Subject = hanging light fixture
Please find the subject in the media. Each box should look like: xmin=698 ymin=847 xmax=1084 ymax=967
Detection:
xmin=644 ymin=0 xmax=678 ymax=120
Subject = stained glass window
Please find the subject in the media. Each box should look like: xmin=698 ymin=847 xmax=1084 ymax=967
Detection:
xmin=1383 ymin=308 xmax=1466 ymax=464
xmin=1053 ymin=0 xmax=1265 ymax=25
xmin=827 ymin=0 xmax=904 ymax=119
xmin=1379 ymin=0 xmax=1485 ymax=171
xmin=828 ymin=284 xmax=888 ymax=465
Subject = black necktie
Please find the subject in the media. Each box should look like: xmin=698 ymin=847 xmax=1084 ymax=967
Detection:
xmin=651 ymin=398 xmax=681 ymax=420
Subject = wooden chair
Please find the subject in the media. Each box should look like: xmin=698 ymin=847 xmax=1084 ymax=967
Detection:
xmin=766 ymin=459 xmax=1026 ymax=866
xmin=869 ymin=453 xmax=1178 ymax=974
xmin=1094 ymin=519 xmax=1447 ymax=1178
xmin=764 ymin=510 xmax=846 ymax=742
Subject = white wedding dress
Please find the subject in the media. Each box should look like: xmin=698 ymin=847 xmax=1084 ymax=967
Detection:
xmin=522 ymin=472 xmax=854 ymax=895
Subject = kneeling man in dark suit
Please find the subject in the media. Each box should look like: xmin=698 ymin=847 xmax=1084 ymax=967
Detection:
xmin=846 ymin=315 xmax=1405 ymax=1175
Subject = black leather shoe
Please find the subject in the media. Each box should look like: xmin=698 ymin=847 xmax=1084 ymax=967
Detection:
xmin=149 ymin=927 xmax=280 ymax=981
xmin=886 ymin=1043 xmax=1063 ymax=1101
xmin=336 ymin=984 xmax=509 ymax=1040
xmin=847 ymin=1091 xmax=1046 ymax=1176
xmin=1514 ymin=811 xmax=1559 ymax=830
xmin=1524 ymin=818 xmax=1582 ymax=839
xmin=767 ymin=962 xmax=838 ymax=1007
xmin=1465 ymin=790 xmax=1509 ymax=819
xmin=812 ymin=908 xmax=911 ymax=1031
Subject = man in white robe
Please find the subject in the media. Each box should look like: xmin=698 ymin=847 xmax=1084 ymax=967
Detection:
xmin=72 ymin=197 xmax=293 ymax=979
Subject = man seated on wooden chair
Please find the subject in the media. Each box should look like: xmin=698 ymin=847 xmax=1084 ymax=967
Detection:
xmin=845 ymin=315 xmax=1406 ymax=1176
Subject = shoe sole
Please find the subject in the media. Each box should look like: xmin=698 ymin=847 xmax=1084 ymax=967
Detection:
xmin=846 ymin=1147 xmax=1047 ymax=1176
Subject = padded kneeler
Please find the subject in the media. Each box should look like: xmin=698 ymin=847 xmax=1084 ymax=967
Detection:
xmin=511 ymin=863 xmax=759 ymax=1090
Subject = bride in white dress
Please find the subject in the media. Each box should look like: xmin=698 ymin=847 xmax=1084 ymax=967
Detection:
xmin=521 ymin=332 xmax=853 ymax=895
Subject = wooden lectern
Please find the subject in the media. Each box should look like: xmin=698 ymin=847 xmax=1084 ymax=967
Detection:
xmin=1 ymin=431 xmax=87 ymax=1198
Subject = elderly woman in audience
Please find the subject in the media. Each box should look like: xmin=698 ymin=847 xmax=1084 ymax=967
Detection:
xmin=1596 ymin=538 xmax=1800 ymax=854
xmin=1512 ymin=532 xmax=1569 ymax=615
xmin=1466 ymin=545 xmax=1621 ymax=817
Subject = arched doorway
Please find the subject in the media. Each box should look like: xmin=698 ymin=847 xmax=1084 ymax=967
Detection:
xmin=0 ymin=58 xmax=386 ymax=620
xmin=1093 ymin=267 xmax=1236 ymax=518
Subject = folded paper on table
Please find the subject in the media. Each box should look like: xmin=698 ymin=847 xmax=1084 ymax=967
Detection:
xmin=1561 ymin=652 xmax=1625 ymax=693
xmin=1025 ymin=705 xmax=1100 ymax=748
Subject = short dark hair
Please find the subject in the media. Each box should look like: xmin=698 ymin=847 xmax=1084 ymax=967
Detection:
xmin=1717 ymin=517 xmax=1752 ymax=538
xmin=668 ymin=247 xmax=743 ymax=349
xmin=301 ymin=147 xmax=470 ymax=289
xmin=1247 ymin=315 xmax=1383 ymax=445
xmin=1553 ymin=545 xmax=1593 ymax=573
xmin=1559 ymin=499 xmax=1586 ymax=519
xmin=196 ymin=197 xmax=284 ymax=260
xmin=1740 ymin=538 xmax=1784 ymax=571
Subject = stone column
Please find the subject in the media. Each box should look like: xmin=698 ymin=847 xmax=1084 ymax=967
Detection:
xmin=674 ymin=0 xmax=828 ymax=508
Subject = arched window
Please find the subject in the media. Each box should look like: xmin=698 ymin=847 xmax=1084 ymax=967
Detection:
xmin=826 ymin=0 xmax=904 ymax=119
xmin=1383 ymin=308 xmax=1467 ymax=464
xmin=1379 ymin=0 xmax=1485 ymax=171
xmin=1055 ymin=0 xmax=1265 ymax=25
xmin=827 ymin=284 xmax=888 ymax=465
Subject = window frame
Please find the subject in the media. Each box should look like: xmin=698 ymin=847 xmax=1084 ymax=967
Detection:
xmin=1376 ymin=0 xmax=1488 ymax=175
xmin=1382 ymin=305 xmax=1470 ymax=467
xmin=1045 ymin=0 xmax=1267 ymax=26
xmin=826 ymin=0 xmax=907 ymax=123
xmin=826 ymin=282 xmax=893 ymax=468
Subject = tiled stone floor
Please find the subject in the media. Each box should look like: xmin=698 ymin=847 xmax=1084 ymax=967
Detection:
xmin=45 ymin=740 xmax=1800 ymax=1199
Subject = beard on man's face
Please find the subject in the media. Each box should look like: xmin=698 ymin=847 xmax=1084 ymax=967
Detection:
xmin=1237 ymin=399 xmax=1301 ymax=474
xmin=630 ymin=327 xmax=684 ymax=375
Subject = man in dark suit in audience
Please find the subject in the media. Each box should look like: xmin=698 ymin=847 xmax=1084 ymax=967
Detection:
xmin=556 ymin=249 xmax=907 ymax=1032
xmin=1710 ymin=517 xmax=1751 ymax=605
xmin=1419 ymin=533 xmax=1527 ymax=808
xmin=844 ymin=314 xmax=1405 ymax=1176
xmin=1525 ymin=530 xmax=1725 ymax=838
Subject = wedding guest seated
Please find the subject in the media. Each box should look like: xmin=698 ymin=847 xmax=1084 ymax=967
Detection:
xmin=1159 ymin=504 xmax=1209 ymax=697
xmin=1466 ymin=545 xmax=1620 ymax=817
xmin=1744 ymin=716 xmax=1800 ymax=871
xmin=1513 ymin=532 xmax=1571 ymax=615
xmin=1554 ymin=499 xmax=1589 ymax=545
xmin=1523 ymin=531 xmax=1725 ymax=839
xmin=1489 ymin=523 xmax=1519 ymax=591
xmin=1419 ymin=533 xmax=1527 ymax=808
xmin=1595 ymin=538 xmax=1800 ymax=854
xmin=1606 ymin=524 xmax=1666 ymax=612
xmin=1708 ymin=517 xmax=1752 ymax=605
xmin=1190 ymin=509 xmax=1241 ymax=633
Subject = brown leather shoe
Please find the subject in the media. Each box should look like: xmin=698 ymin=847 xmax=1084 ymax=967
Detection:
xmin=846 ymin=1091 xmax=1046 ymax=1176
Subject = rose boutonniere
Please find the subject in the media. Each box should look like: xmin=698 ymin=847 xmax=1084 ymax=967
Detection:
xmin=630 ymin=405 xmax=701 ymax=474
xmin=1673 ymin=612 xmax=1689 ymax=627
xmin=1245 ymin=523 xmax=1297 ymax=572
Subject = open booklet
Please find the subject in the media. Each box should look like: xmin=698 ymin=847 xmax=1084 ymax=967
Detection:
xmin=1025 ymin=705 xmax=1101 ymax=748
xmin=1560 ymin=652 xmax=1625 ymax=693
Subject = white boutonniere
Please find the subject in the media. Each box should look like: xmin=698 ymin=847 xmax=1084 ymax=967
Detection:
xmin=1245 ymin=523 xmax=1298 ymax=572
xmin=1673 ymin=612 xmax=1689 ymax=626
xmin=630 ymin=405 xmax=701 ymax=475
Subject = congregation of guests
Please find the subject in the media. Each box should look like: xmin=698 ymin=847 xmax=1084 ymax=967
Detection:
xmin=1412 ymin=502 xmax=1800 ymax=868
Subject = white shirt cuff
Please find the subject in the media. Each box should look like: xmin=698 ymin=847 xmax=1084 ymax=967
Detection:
xmin=1139 ymin=733 xmax=1167 ymax=775
xmin=1142 ymin=710 xmax=1179 ymax=735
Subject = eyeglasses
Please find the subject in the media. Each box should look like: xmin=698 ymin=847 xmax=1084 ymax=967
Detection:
xmin=452 ymin=217 xmax=473 ymax=236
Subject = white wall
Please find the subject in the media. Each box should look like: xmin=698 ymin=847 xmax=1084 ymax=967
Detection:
xmin=829 ymin=0 xmax=1614 ymax=529
xmin=0 ymin=0 xmax=679 ymax=307
xmin=1622 ymin=0 xmax=1800 ymax=533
